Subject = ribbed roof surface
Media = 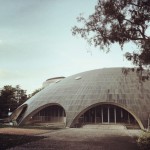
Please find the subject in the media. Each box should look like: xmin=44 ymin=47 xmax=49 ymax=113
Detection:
xmin=19 ymin=68 xmax=150 ymax=128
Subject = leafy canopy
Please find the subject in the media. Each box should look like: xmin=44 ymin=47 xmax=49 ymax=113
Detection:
xmin=0 ymin=85 xmax=27 ymax=118
xmin=28 ymin=87 xmax=43 ymax=98
xmin=72 ymin=0 xmax=150 ymax=69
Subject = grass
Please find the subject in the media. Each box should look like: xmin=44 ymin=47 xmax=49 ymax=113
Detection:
xmin=0 ymin=134 xmax=45 ymax=150
xmin=19 ymin=125 xmax=65 ymax=130
xmin=0 ymin=124 xmax=65 ymax=130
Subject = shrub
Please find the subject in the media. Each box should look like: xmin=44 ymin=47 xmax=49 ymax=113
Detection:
xmin=137 ymin=132 xmax=150 ymax=150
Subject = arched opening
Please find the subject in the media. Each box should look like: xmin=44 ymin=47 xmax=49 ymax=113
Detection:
xmin=72 ymin=104 xmax=142 ymax=129
xmin=28 ymin=104 xmax=66 ymax=127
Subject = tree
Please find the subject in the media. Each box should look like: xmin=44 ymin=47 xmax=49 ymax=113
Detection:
xmin=14 ymin=85 xmax=27 ymax=106
xmin=72 ymin=0 xmax=150 ymax=71
xmin=28 ymin=88 xmax=43 ymax=98
xmin=0 ymin=86 xmax=15 ymax=118
xmin=0 ymin=85 xmax=27 ymax=118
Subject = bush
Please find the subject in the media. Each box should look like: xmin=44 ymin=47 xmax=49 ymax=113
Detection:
xmin=137 ymin=132 xmax=150 ymax=150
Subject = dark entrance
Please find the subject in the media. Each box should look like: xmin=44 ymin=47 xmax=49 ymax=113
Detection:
xmin=109 ymin=107 xmax=115 ymax=123
xmin=77 ymin=104 xmax=139 ymax=127
xmin=103 ymin=106 xmax=108 ymax=123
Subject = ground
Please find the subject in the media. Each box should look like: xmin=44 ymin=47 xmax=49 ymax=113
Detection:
xmin=0 ymin=125 xmax=142 ymax=150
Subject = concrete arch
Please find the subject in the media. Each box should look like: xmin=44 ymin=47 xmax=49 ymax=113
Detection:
xmin=10 ymin=104 xmax=28 ymax=125
xmin=70 ymin=102 xmax=144 ymax=129
xmin=20 ymin=103 xmax=66 ymax=126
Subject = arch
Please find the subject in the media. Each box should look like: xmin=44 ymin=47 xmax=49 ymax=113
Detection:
xmin=20 ymin=103 xmax=66 ymax=126
xmin=10 ymin=104 xmax=28 ymax=125
xmin=70 ymin=102 xmax=144 ymax=129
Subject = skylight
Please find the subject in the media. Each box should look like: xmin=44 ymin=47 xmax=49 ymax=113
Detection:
xmin=75 ymin=76 xmax=82 ymax=80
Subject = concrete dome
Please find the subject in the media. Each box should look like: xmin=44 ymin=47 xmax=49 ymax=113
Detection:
xmin=11 ymin=68 xmax=150 ymax=129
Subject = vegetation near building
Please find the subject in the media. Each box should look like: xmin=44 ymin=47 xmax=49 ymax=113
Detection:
xmin=72 ymin=0 xmax=150 ymax=70
xmin=0 ymin=85 xmax=27 ymax=118
xmin=137 ymin=132 xmax=150 ymax=150
xmin=28 ymin=88 xmax=43 ymax=98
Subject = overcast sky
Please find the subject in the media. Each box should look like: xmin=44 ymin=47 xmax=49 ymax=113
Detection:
xmin=0 ymin=0 xmax=134 ymax=94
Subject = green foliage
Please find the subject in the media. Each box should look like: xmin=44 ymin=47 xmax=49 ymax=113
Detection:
xmin=72 ymin=0 xmax=150 ymax=69
xmin=0 ymin=85 xmax=27 ymax=118
xmin=137 ymin=132 xmax=150 ymax=150
xmin=29 ymin=88 xmax=43 ymax=98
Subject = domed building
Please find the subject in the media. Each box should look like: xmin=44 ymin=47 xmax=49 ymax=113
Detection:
xmin=11 ymin=68 xmax=150 ymax=129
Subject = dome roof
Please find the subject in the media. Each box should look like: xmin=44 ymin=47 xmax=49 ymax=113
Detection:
xmin=42 ymin=76 xmax=65 ymax=88
xmin=11 ymin=68 xmax=150 ymax=129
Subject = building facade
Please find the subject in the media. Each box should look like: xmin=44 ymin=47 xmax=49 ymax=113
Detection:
xmin=11 ymin=68 xmax=150 ymax=129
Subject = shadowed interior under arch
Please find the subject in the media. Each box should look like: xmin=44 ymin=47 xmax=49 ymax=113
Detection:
xmin=71 ymin=103 xmax=142 ymax=129
xmin=26 ymin=105 xmax=66 ymax=126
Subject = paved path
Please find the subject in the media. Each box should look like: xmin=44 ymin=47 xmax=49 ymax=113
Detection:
xmin=9 ymin=125 xmax=142 ymax=150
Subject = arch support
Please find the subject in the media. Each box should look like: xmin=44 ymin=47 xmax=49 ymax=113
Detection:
xmin=10 ymin=104 xmax=28 ymax=125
